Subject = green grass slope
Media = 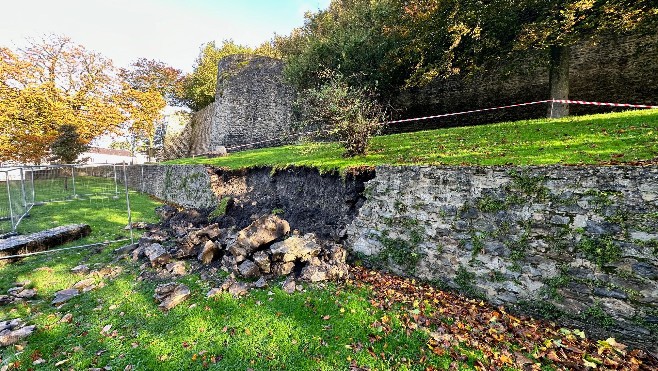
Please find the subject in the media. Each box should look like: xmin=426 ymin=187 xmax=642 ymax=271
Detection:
xmin=167 ymin=110 xmax=658 ymax=171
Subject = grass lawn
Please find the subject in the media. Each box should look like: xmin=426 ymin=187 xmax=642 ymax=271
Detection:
xmin=166 ymin=109 xmax=658 ymax=172
xmin=1 ymin=176 xmax=127 ymax=235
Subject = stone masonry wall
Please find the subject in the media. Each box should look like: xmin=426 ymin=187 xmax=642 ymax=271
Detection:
xmin=347 ymin=165 xmax=658 ymax=350
xmin=393 ymin=33 xmax=658 ymax=132
xmin=167 ymin=55 xmax=296 ymax=157
xmin=84 ymin=165 xmax=217 ymax=209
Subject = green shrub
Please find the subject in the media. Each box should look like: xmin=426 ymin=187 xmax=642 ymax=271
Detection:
xmin=295 ymin=70 xmax=385 ymax=157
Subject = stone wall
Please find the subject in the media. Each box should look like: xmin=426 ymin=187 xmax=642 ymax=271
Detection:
xmin=166 ymin=55 xmax=296 ymax=157
xmin=84 ymin=165 xmax=217 ymax=209
xmin=347 ymin=165 xmax=658 ymax=350
xmin=393 ymin=33 xmax=658 ymax=132
xmin=104 ymin=163 xmax=658 ymax=349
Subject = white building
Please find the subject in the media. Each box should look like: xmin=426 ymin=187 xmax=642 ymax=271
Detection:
xmin=80 ymin=147 xmax=148 ymax=165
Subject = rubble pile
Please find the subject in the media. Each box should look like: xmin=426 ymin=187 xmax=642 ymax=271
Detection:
xmin=129 ymin=206 xmax=350 ymax=302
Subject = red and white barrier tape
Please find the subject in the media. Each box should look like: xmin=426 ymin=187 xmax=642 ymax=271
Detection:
xmin=383 ymin=99 xmax=657 ymax=125
xmin=383 ymin=100 xmax=554 ymax=125
xmin=551 ymin=99 xmax=658 ymax=109
xmin=222 ymin=98 xmax=656 ymax=152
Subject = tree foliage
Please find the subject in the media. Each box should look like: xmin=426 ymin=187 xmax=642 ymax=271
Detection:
xmin=119 ymin=58 xmax=185 ymax=106
xmin=280 ymin=0 xmax=658 ymax=115
xmin=0 ymin=35 xmax=172 ymax=163
xmin=297 ymin=70 xmax=385 ymax=157
xmin=278 ymin=0 xmax=409 ymax=101
xmin=49 ymin=124 xmax=88 ymax=164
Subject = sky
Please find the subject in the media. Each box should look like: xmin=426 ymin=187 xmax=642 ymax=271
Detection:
xmin=0 ymin=0 xmax=331 ymax=72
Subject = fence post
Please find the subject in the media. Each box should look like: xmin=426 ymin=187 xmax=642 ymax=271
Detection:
xmin=30 ymin=168 xmax=35 ymax=205
xmin=113 ymin=164 xmax=118 ymax=196
xmin=141 ymin=165 xmax=144 ymax=193
xmin=19 ymin=168 xmax=27 ymax=209
xmin=6 ymin=171 xmax=15 ymax=232
xmin=71 ymin=165 xmax=77 ymax=198
xmin=123 ymin=163 xmax=134 ymax=245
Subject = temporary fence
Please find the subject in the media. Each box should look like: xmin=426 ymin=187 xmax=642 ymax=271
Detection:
xmin=0 ymin=168 xmax=30 ymax=235
xmin=0 ymin=163 xmax=135 ymax=240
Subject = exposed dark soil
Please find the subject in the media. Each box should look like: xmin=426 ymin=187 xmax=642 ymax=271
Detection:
xmin=208 ymin=166 xmax=375 ymax=241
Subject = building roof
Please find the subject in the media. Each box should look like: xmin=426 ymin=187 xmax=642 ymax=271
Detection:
xmin=86 ymin=147 xmax=133 ymax=157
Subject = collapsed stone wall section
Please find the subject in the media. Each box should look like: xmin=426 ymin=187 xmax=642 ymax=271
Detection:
xmin=347 ymin=165 xmax=658 ymax=350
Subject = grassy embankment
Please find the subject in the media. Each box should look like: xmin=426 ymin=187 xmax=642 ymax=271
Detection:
xmin=167 ymin=109 xmax=658 ymax=171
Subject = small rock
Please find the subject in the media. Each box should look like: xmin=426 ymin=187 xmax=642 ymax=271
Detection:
xmin=198 ymin=240 xmax=219 ymax=265
xmin=230 ymin=215 xmax=290 ymax=256
xmin=300 ymin=265 xmax=328 ymax=282
xmin=270 ymin=234 xmax=321 ymax=263
xmin=60 ymin=313 xmax=73 ymax=323
xmin=114 ymin=244 xmax=138 ymax=255
xmin=282 ymin=277 xmax=296 ymax=294
xmin=0 ymin=319 xmax=36 ymax=347
xmin=271 ymin=262 xmax=295 ymax=276
xmin=228 ymin=281 xmax=250 ymax=297
xmin=253 ymin=250 xmax=271 ymax=274
xmin=632 ymin=262 xmax=658 ymax=279
xmin=6 ymin=287 xmax=23 ymax=296
xmin=73 ymin=278 xmax=96 ymax=291
xmin=166 ymin=261 xmax=187 ymax=276
xmin=144 ymin=243 xmax=171 ymax=267
xmin=206 ymin=288 xmax=223 ymax=298
xmin=0 ymin=295 xmax=13 ymax=306
xmin=238 ymin=260 xmax=261 ymax=278
xmin=52 ymin=289 xmax=79 ymax=305
xmin=153 ymin=283 xmax=190 ymax=311
xmin=307 ymin=257 xmax=322 ymax=266
xmin=253 ymin=277 xmax=268 ymax=289
xmin=132 ymin=246 xmax=145 ymax=261
xmin=71 ymin=264 xmax=90 ymax=274
xmin=593 ymin=287 xmax=628 ymax=300
xmin=14 ymin=289 xmax=36 ymax=299
xmin=221 ymin=255 xmax=238 ymax=273
xmin=326 ymin=262 xmax=350 ymax=280
xmin=227 ymin=244 xmax=248 ymax=264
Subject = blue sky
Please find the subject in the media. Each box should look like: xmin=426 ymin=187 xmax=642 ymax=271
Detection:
xmin=0 ymin=0 xmax=330 ymax=72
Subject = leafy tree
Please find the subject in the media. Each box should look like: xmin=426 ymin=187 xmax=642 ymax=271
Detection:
xmin=183 ymin=40 xmax=253 ymax=111
xmin=0 ymin=35 xmax=127 ymax=163
xmin=515 ymin=0 xmax=658 ymax=117
xmin=283 ymin=0 xmax=657 ymax=119
xmin=393 ymin=0 xmax=658 ymax=117
xmin=297 ymin=70 xmax=385 ymax=157
xmin=120 ymin=85 xmax=166 ymax=162
xmin=49 ymin=124 xmax=88 ymax=164
xmin=119 ymin=58 xmax=185 ymax=106
xmin=278 ymin=0 xmax=407 ymax=102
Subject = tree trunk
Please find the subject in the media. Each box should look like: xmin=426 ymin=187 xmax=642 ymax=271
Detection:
xmin=547 ymin=45 xmax=570 ymax=118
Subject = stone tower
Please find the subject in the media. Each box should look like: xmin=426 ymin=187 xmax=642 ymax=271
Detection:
xmin=166 ymin=54 xmax=296 ymax=158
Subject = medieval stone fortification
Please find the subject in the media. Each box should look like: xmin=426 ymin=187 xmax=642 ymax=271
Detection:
xmin=165 ymin=54 xmax=295 ymax=158
xmin=165 ymin=33 xmax=657 ymax=157
xmin=392 ymin=32 xmax=658 ymax=132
